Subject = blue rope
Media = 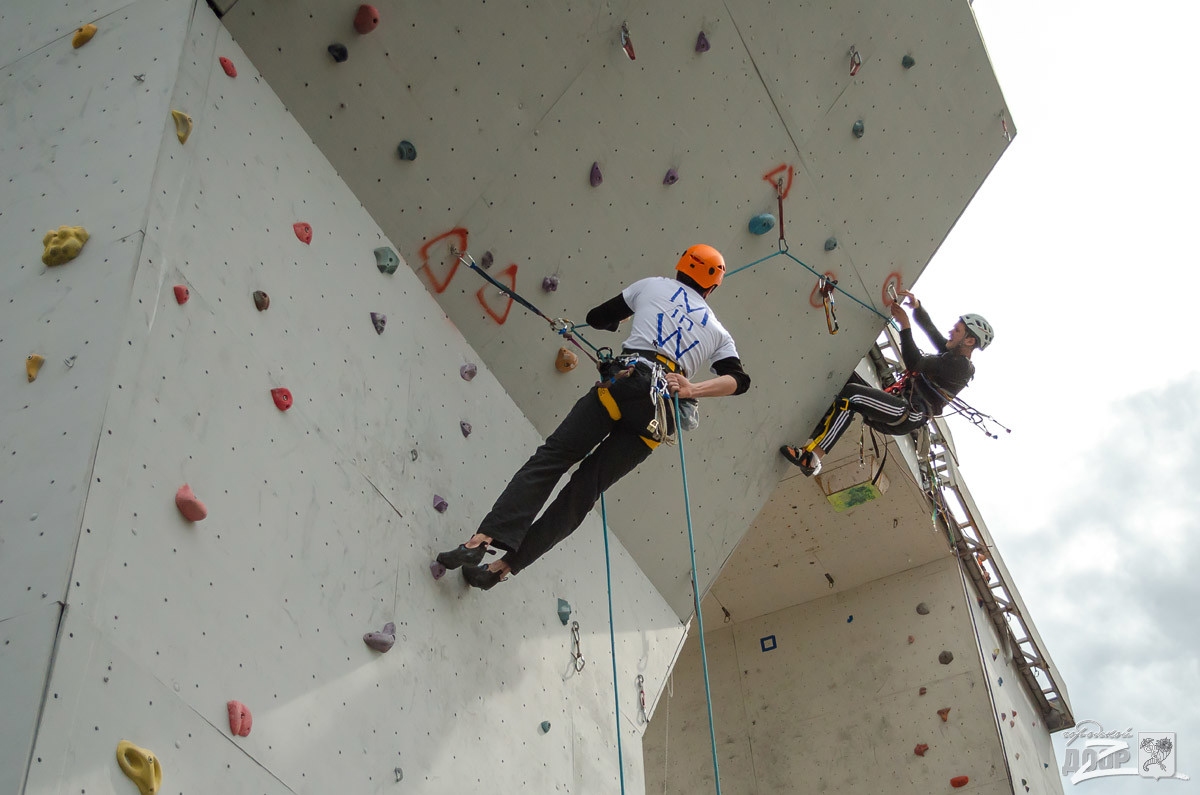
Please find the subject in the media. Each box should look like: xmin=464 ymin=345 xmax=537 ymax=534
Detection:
xmin=673 ymin=395 xmax=723 ymax=794
xmin=600 ymin=493 xmax=626 ymax=794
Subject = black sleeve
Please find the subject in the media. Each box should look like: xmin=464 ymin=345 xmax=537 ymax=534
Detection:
xmin=912 ymin=304 xmax=948 ymax=352
xmin=585 ymin=294 xmax=633 ymax=332
xmin=899 ymin=327 xmax=925 ymax=371
xmin=712 ymin=356 xmax=751 ymax=395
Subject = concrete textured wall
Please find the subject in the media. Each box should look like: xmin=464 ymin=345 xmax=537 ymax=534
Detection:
xmin=5 ymin=2 xmax=686 ymax=793
xmin=644 ymin=558 xmax=1020 ymax=794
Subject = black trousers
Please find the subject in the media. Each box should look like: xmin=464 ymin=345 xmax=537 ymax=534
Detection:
xmin=808 ymin=372 xmax=927 ymax=454
xmin=478 ymin=365 xmax=671 ymax=573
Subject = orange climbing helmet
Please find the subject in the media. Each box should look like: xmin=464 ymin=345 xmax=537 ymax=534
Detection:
xmin=676 ymin=244 xmax=726 ymax=290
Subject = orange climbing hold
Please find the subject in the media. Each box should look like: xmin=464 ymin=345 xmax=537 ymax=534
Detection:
xmin=951 ymin=775 xmax=970 ymax=788
xmin=73 ymin=24 xmax=98 ymax=48
xmin=227 ymin=701 xmax=252 ymax=736
xmin=555 ymin=347 xmax=578 ymax=373
xmin=219 ymin=56 xmax=237 ymax=77
xmin=173 ymin=285 xmax=189 ymax=304
xmin=914 ymin=743 xmax=929 ymax=756
xmin=354 ymin=5 xmax=380 ymax=34
xmin=175 ymin=484 xmax=207 ymax=522
xmin=26 ymin=354 xmax=45 ymax=382
xmin=938 ymin=707 xmax=951 ymax=722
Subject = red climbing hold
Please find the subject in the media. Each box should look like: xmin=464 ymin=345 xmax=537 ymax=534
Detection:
xmin=354 ymin=5 xmax=380 ymax=34
xmin=914 ymin=744 xmax=929 ymax=757
xmin=919 ymin=687 xmax=927 ymax=696
xmin=363 ymin=621 xmax=396 ymax=652
xmin=293 ymin=222 xmax=312 ymax=245
xmin=620 ymin=23 xmax=635 ymax=60
xmin=175 ymin=484 xmax=208 ymax=522
xmin=908 ymin=635 xmax=915 ymax=644
xmin=227 ymin=701 xmax=252 ymax=736
xmin=951 ymin=776 xmax=969 ymax=788
xmin=938 ymin=707 xmax=951 ymax=722
xmin=271 ymin=388 xmax=293 ymax=411
xmin=173 ymin=285 xmax=189 ymax=304
xmin=219 ymin=57 xmax=237 ymax=78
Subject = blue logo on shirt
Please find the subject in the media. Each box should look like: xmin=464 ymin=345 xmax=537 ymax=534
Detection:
xmin=656 ymin=287 xmax=709 ymax=359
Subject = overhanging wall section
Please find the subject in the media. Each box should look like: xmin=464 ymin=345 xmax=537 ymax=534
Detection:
xmin=18 ymin=4 xmax=685 ymax=793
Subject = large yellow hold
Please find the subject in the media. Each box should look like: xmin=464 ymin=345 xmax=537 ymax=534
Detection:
xmin=170 ymin=110 xmax=192 ymax=144
xmin=41 ymin=226 xmax=89 ymax=265
xmin=72 ymin=24 xmax=97 ymax=48
xmin=116 ymin=741 xmax=162 ymax=795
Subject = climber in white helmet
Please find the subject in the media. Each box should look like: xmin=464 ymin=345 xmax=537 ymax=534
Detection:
xmin=781 ymin=290 xmax=993 ymax=476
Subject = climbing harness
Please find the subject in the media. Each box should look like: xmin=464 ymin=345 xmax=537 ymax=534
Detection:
xmin=818 ymin=275 xmax=839 ymax=335
xmin=570 ymin=620 xmax=586 ymax=672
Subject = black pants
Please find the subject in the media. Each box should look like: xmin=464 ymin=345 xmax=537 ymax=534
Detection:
xmin=478 ymin=364 xmax=671 ymax=574
xmin=808 ymin=373 xmax=927 ymax=454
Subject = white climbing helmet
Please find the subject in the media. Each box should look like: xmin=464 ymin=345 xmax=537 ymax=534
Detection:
xmin=959 ymin=313 xmax=994 ymax=350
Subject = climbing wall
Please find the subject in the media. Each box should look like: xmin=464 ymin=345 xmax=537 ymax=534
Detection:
xmin=7 ymin=2 xmax=689 ymax=793
xmin=644 ymin=557 xmax=1018 ymax=794
xmin=219 ymin=0 xmax=1016 ymax=620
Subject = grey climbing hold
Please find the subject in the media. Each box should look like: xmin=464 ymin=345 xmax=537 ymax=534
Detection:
xmin=824 ymin=237 xmax=838 ymax=252
xmin=374 ymin=247 xmax=400 ymax=274
xmin=460 ymin=421 xmax=472 ymax=437
xmin=557 ymin=598 xmax=571 ymax=625
xmin=916 ymin=602 xmax=930 ymax=615
xmin=370 ymin=312 xmax=386 ymax=334
xmin=328 ymin=43 xmax=349 ymax=62
xmin=902 ymin=55 xmax=916 ymax=69
xmin=410 ymin=449 xmax=418 ymax=461
xmin=394 ymin=768 xmax=403 ymax=782
xmin=363 ymin=622 xmax=397 ymax=652
xmin=542 ymin=275 xmax=559 ymax=292
xmin=749 ymin=213 xmax=776 ymax=235
xmin=460 ymin=363 xmax=478 ymax=381
xmin=589 ymin=162 xmax=602 ymax=187
xmin=938 ymin=650 xmax=954 ymax=665
xmin=663 ymin=168 xmax=679 ymax=186
xmin=433 ymin=494 xmax=448 ymax=513
xmin=695 ymin=31 xmax=710 ymax=53
xmin=396 ymin=140 xmax=417 ymax=161
xmin=480 ymin=251 xmax=494 ymax=270
xmin=64 ymin=354 xmax=77 ymax=368
xmin=540 ymin=721 xmax=551 ymax=734
xmin=852 ymin=120 xmax=865 ymax=139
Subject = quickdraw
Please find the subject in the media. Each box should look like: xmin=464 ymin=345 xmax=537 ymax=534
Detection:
xmin=818 ymin=275 xmax=839 ymax=334
xmin=636 ymin=675 xmax=649 ymax=725
xmin=849 ymin=45 xmax=862 ymax=76
xmin=570 ymin=620 xmax=586 ymax=672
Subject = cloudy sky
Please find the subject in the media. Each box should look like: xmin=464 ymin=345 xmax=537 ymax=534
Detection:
xmin=912 ymin=1 xmax=1200 ymax=789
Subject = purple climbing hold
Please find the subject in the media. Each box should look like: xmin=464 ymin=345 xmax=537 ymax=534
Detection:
xmin=433 ymin=494 xmax=448 ymax=513
xmin=363 ymin=621 xmax=396 ymax=653
xmin=663 ymin=168 xmax=679 ymax=186
xmin=590 ymin=162 xmax=603 ymax=187
xmin=370 ymin=312 xmax=386 ymax=334
xmin=695 ymin=31 xmax=711 ymax=53
xmin=460 ymin=363 xmax=478 ymax=381
xmin=460 ymin=421 xmax=472 ymax=438
xmin=430 ymin=561 xmax=447 ymax=580
xmin=480 ymin=251 xmax=494 ymax=270
xmin=542 ymin=275 xmax=559 ymax=292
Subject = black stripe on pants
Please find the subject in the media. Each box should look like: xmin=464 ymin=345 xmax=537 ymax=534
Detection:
xmin=809 ymin=374 xmax=927 ymax=454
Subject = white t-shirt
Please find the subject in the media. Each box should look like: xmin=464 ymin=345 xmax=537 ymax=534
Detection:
xmin=620 ymin=277 xmax=739 ymax=377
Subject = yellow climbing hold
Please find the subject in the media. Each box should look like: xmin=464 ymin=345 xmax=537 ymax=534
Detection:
xmin=170 ymin=110 xmax=192 ymax=144
xmin=41 ymin=225 xmax=89 ymax=265
xmin=26 ymin=354 xmax=45 ymax=382
xmin=116 ymin=741 xmax=162 ymax=795
xmin=72 ymin=24 xmax=97 ymax=48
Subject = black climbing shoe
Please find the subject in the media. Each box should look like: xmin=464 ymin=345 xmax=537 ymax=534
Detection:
xmin=463 ymin=564 xmax=506 ymax=590
xmin=435 ymin=543 xmax=487 ymax=570
xmin=780 ymin=444 xmax=822 ymax=477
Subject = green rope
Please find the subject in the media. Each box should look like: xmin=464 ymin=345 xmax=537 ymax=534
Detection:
xmin=600 ymin=493 xmax=627 ymax=794
xmin=673 ymin=395 xmax=723 ymax=794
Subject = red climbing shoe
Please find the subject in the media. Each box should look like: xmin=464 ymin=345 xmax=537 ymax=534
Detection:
xmin=780 ymin=444 xmax=822 ymax=476
xmin=435 ymin=543 xmax=488 ymax=570
xmin=463 ymin=564 xmax=506 ymax=590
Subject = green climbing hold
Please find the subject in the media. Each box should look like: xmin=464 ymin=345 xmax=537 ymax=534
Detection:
xmin=374 ymin=246 xmax=400 ymax=274
xmin=902 ymin=55 xmax=916 ymax=69
xmin=852 ymin=120 xmax=865 ymax=139
xmin=824 ymin=237 xmax=838 ymax=251
xmin=557 ymin=598 xmax=571 ymax=625
xmin=540 ymin=721 xmax=551 ymax=734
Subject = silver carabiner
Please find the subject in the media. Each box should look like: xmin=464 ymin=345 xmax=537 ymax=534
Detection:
xmin=571 ymin=621 xmax=585 ymax=672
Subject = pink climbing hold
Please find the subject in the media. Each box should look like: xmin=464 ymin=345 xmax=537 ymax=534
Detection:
xmin=271 ymin=387 xmax=293 ymax=411
xmin=460 ymin=363 xmax=478 ymax=381
xmin=363 ymin=621 xmax=396 ymax=652
xmin=293 ymin=222 xmax=312 ymax=245
xmin=914 ymin=744 xmax=929 ymax=757
xmin=175 ymin=484 xmax=208 ymax=522
xmin=951 ymin=776 xmax=970 ymax=788
xmin=173 ymin=285 xmax=189 ymax=304
xmin=590 ymin=162 xmax=603 ymax=187
xmin=219 ymin=57 xmax=237 ymax=78
xmin=227 ymin=701 xmax=252 ymax=736
xmin=433 ymin=495 xmax=448 ymax=513
xmin=354 ymin=5 xmax=380 ymax=34
xmin=695 ymin=31 xmax=710 ymax=53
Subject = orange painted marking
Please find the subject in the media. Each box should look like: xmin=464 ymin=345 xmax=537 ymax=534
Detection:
xmin=476 ymin=264 xmax=517 ymax=325
xmin=762 ymin=164 xmax=794 ymax=199
xmin=418 ymin=228 xmax=469 ymax=293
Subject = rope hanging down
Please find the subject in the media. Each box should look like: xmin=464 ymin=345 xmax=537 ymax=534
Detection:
xmin=600 ymin=493 xmax=627 ymax=795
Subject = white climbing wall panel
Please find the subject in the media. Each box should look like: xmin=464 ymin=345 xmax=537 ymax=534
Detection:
xmin=645 ymin=558 xmax=1016 ymax=795
xmin=7 ymin=2 xmax=688 ymax=793
xmin=220 ymin=0 xmax=1015 ymax=620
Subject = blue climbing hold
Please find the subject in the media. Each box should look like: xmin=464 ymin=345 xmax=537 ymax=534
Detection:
xmin=374 ymin=247 xmax=400 ymax=274
xmin=847 ymin=615 xmax=853 ymax=623
xmin=749 ymin=213 xmax=776 ymax=235
xmin=824 ymin=237 xmax=838 ymax=251
xmin=557 ymin=598 xmax=571 ymax=625
xmin=852 ymin=120 xmax=865 ymax=139
xmin=397 ymin=140 xmax=417 ymax=161
xmin=328 ymin=43 xmax=348 ymax=62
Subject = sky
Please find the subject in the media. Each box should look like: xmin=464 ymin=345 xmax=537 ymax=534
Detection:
xmin=912 ymin=1 xmax=1200 ymax=790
